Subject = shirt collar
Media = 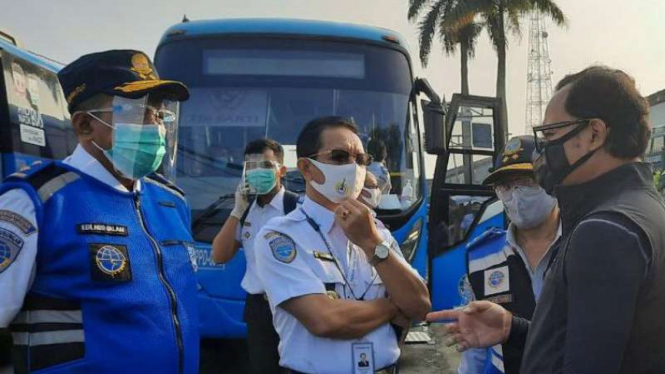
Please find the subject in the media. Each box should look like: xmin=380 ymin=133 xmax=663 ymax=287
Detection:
xmin=63 ymin=144 xmax=141 ymax=192
xmin=300 ymin=196 xmax=335 ymax=233
xmin=257 ymin=187 xmax=285 ymax=211
xmin=506 ymin=221 xmax=562 ymax=270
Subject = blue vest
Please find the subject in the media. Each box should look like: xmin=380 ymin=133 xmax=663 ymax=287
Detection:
xmin=1 ymin=161 xmax=199 ymax=374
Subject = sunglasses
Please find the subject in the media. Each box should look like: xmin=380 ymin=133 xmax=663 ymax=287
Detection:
xmin=308 ymin=149 xmax=373 ymax=166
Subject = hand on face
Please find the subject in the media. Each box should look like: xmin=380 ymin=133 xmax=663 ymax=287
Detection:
xmin=334 ymin=198 xmax=382 ymax=255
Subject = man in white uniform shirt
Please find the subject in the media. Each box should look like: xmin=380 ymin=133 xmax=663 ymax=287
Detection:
xmin=212 ymin=138 xmax=299 ymax=374
xmin=255 ymin=116 xmax=431 ymax=374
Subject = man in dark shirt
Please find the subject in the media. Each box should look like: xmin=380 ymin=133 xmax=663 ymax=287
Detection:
xmin=427 ymin=66 xmax=665 ymax=374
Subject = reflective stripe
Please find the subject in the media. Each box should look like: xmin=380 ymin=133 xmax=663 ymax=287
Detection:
xmin=13 ymin=310 xmax=82 ymax=325
xmin=144 ymin=178 xmax=185 ymax=201
xmin=490 ymin=350 xmax=505 ymax=373
xmin=37 ymin=172 xmax=80 ymax=202
xmin=12 ymin=330 xmax=85 ymax=346
xmin=468 ymin=246 xmax=512 ymax=273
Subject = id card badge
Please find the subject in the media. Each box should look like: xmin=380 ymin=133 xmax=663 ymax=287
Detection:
xmin=352 ymin=341 xmax=374 ymax=374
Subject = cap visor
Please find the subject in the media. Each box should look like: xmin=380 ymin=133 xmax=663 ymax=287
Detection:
xmin=112 ymin=80 xmax=190 ymax=101
xmin=482 ymin=163 xmax=533 ymax=185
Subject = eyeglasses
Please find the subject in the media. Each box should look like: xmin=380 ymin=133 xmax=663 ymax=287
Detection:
xmin=493 ymin=177 xmax=538 ymax=194
xmin=533 ymin=119 xmax=591 ymax=152
xmin=88 ymin=104 xmax=177 ymax=124
xmin=308 ymin=149 xmax=373 ymax=166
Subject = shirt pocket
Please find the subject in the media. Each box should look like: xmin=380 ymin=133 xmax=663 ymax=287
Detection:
xmin=301 ymin=251 xmax=345 ymax=298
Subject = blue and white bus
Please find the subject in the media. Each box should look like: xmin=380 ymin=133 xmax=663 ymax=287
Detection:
xmin=153 ymin=18 xmax=508 ymax=343
xmin=0 ymin=31 xmax=74 ymax=178
xmin=154 ymin=18 xmax=446 ymax=339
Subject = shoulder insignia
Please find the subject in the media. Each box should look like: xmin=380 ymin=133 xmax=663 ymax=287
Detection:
xmin=0 ymin=210 xmax=36 ymax=236
xmin=269 ymin=233 xmax=297 ymax=263
xmin=0 ymin=227 xmax=25 ymax=274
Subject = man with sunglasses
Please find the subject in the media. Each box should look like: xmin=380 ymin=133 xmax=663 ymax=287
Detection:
xmin=0 ymin=50 xmax=199 ymax=374
xmin=254 ymin=116 xmax=430 ymax=374
xmin=211 ymin=138 xmax=300 ymax=374
xmin=458 ymin=136 xmax=560 ymax=374
xmin=428 ymin=66 xmax=665 ymax=374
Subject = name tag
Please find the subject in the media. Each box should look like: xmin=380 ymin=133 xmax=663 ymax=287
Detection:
xmin=352 ymin=341 xmax=374 ymax=374
xmin=313 ymin=251 xmax=335 ymax=262
xmin=77 ymin=223 xmax=128 ymax=236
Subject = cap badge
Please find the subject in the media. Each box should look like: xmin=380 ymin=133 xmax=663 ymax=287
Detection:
xmin=131 ymin=53 xmax=156 ymax=80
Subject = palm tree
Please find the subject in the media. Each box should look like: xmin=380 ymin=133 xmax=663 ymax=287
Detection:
xmin=444 ymin=0 xmax=566 ymax=137
xmin=408 ymin=0 xmax=482 ymax=95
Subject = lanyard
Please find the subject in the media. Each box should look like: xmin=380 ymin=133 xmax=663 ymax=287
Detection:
xmin=301 ymin=208 xmax=377 ymax=301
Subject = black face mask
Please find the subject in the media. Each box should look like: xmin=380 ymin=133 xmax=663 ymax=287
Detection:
xmin=533 ymin=121 xmax=601 ymax=194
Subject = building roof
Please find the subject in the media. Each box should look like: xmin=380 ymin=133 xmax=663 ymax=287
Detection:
xmin=648 ymin=89 xmax=665 ymax=106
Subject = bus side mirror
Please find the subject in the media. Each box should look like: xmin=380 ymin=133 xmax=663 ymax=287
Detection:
xmin=415 ymin=78 xmax=446 ymax=155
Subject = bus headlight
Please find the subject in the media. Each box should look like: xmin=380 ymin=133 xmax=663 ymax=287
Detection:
xmin=400 ymin=218 xmax=422 ymax=263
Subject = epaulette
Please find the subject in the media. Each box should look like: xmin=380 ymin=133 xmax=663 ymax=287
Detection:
xmin=145 ymin=172 xmax=186 ymax=199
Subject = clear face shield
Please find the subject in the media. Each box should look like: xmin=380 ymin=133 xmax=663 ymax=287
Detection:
xmin=241 ymin=154 xmax=280 ymax=196
xmin=87 ymin=94 xmax=180 ymax=180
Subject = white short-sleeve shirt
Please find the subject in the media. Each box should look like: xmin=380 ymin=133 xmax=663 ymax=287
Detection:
xmin=235 ymin=187 xmax=289 ymax=295
xmin=255 ymin=197 xmax=419 ymax=374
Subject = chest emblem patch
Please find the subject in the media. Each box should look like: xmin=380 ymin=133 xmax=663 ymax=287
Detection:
xmin=89 ymin=244 xmax=132 ymax=282
xmin=484 ymin=266 xmax=510 ymax=296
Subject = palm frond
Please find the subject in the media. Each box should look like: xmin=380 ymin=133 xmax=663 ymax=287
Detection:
xmin=408 ymin=0 xmax=432 ymax=21
xmin=417 ymin=0 xmax=448 ymax=66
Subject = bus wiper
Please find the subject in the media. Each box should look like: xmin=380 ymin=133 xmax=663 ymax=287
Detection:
xmin=192 ymin=193 xmax=235 ymax=230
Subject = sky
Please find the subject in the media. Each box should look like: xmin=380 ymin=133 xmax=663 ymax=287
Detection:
xmin=3 ymin=0 xmax=664 ymax=176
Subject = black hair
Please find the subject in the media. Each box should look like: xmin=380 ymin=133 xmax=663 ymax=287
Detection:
xmin=556 ymin=66 xmax=650 ymax=159
xmin=296 ymin=116 xmax=359 ymax=159
xmin=244 ymin=138 xmax=284 ymax=163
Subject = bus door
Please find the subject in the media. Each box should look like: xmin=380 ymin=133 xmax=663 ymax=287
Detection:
xmin=0 ymin=46 xmax=73 ymax=177
xmin=427 ymin=94 xmax=505 ymax=310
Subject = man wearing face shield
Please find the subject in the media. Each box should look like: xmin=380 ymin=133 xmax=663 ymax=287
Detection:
xmin=458 ymin=136 xmax=560 ymax=374
xmin=254 ymin=116 xmax=430 ymax=374
xmin=211 ymin=138 xmax=300 ymax=374
xmin=0 ymin=50 xmax=199 ymax=374
xmin=428 ymin=66 xmax=665 ymax=374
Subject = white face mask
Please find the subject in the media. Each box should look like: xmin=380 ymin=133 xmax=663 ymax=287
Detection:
xmin=498 ymin=185 xmax=557 ymax=229
xmin=360 ymin=187 xmax=382 ymax=209
xmin=308 ymin=158 xmax=366 ymax=203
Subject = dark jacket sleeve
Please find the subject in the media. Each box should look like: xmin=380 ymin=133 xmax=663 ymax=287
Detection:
xmin=506 ymin=316 xmax=530 ymax=350
xmin=562 ymin=213 xmax=651 ymax=374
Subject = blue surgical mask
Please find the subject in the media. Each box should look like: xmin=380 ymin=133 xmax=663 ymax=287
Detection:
xmin=246 ymin=169 xmax=277 ymax=195
xmin=93 ymin=122 xmax=166 ymax=180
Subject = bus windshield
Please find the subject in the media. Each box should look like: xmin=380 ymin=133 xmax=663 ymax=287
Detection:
xmin=155 ymin=37 xmax=422 ymax=240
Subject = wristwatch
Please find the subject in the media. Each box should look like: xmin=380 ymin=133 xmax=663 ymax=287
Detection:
xmin=369 ymin=241 xmax=391 ymax=266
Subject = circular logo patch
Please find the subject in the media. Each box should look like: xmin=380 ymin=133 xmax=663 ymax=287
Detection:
xmin=489 ymin=270 xmax=505 ymax=288
xmin=269 ymin=234 xmax=297 ymax=263
xmin=95 ymin=245 xmax=127 ymax=275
